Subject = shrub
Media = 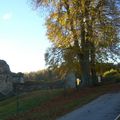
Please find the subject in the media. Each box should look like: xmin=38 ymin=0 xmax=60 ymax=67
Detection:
xmin=102 ymin=69 xmax=120 ymax=83
xmin=114 ymin=73 xmax=120 ymax=83
xmin=103 ymin=69 xmax=117 ymax=77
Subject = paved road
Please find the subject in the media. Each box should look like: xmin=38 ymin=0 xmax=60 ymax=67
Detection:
xmin=57 ymin=92 xmax=120 ymax=120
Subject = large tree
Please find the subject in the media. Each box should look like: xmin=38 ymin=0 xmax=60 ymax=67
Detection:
xmin=32 ymin=0 xmax=120 ymax=86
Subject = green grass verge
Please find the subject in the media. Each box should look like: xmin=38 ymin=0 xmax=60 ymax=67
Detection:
xmin=1 ymin=83 xmax=120 ymax=120
xmin=117 ymin=115 xmax=120 ymax=120
xmin=0 ymin=89 xmax=63 ymax=120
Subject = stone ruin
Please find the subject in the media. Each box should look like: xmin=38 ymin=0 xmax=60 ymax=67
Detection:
xmin=65 ymin=72 xmax=76 ymax=88
xmin=0 ymin=60 xmax=24 ymax=97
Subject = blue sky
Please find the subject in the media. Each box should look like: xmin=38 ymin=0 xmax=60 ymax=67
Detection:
xmin=0 ymin=0 xmax=51 ymax=73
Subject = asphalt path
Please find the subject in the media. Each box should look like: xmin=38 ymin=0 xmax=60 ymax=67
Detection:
xmin=57 ymin=92 xmax=120 ymax=120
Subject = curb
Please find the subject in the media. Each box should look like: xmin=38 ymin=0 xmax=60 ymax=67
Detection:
xmin=114 ymin=114 xmax=120 ymax=120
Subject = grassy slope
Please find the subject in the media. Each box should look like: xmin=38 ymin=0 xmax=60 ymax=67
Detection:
xmin=1 ymin=83 xmax=120 ymax=120
xmin=0 ymin=89 xmax=63 ymax=120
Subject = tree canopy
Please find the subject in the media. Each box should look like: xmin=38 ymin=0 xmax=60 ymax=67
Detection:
xmin=32 ymin=0 xmax=120 ymax=86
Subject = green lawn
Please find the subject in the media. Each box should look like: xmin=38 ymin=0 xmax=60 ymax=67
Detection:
xmin=0 ymin=83 xmax=120 ymax=120
xmin=0 ymin=89 xmax=63 ymax=120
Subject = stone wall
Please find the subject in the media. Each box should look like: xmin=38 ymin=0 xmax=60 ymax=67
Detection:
xmin=0 ymin=60 xmax=24 ymax=96
xmin=0 ymin=60 xmax=10 ymax=73
xmin=0 ymin=60 xmax=13 ymax=96
xmin=0 ymin=73 xmax=13 ymax=95
xmin=64 ymin=72 xmax=76 ymax=88
xmin=14 ymin=80 xmax=64 ymax=92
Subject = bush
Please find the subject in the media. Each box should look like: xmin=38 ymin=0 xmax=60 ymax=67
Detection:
xmin=102 ymin=69 xmax=120 ymax=83
xmin=114 ymin=73 xmax=120 ymax=83
xmin=103 ymin=69 xmax=118 ymax=77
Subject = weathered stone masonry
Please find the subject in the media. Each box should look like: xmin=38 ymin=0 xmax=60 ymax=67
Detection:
xmin=0 ymin=60 xmax=24 ymax=96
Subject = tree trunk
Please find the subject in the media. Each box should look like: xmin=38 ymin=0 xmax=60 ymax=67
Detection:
xmin=79 ymin=53 xmax=91 ymax=87
xmin=78 ymin=23 xmax=91 ymax=87
xmin=90 ymin=42 xmax=97 ymax=85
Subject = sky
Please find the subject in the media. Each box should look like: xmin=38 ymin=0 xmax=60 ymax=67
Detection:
xmin=0 ymin=0 xmax=51 ymax=73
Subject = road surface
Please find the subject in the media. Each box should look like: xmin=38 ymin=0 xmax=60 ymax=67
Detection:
xmin=57 ymin=92 xmax=120 ymax=120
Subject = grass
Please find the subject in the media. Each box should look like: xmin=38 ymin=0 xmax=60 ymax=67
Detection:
xmin=1 ymin=83 xmax=120 ymax=120
xmin=117 ymin=118 xmax=120 ymax=120
xmin=0 ymin=89 xmax=63 ymax=120
xmin=115 ymin=114 xmax=120 ymax=120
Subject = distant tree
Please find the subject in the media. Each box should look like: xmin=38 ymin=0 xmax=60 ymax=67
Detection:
xmin=24 ymin=68 xmax=60 ymax=82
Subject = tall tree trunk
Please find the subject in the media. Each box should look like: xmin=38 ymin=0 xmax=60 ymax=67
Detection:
xmin=74 ymin=40 xmax=91 ymax=87
xmin=78 ymin=23 xmax=91 ymax=87
xmin=90 ymin=42 xmax=97 ymax=85
xmin=79 ymin=52 xmax=91 ymax=87
xmin=64 ymin=1 xmax=91 ymax=87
